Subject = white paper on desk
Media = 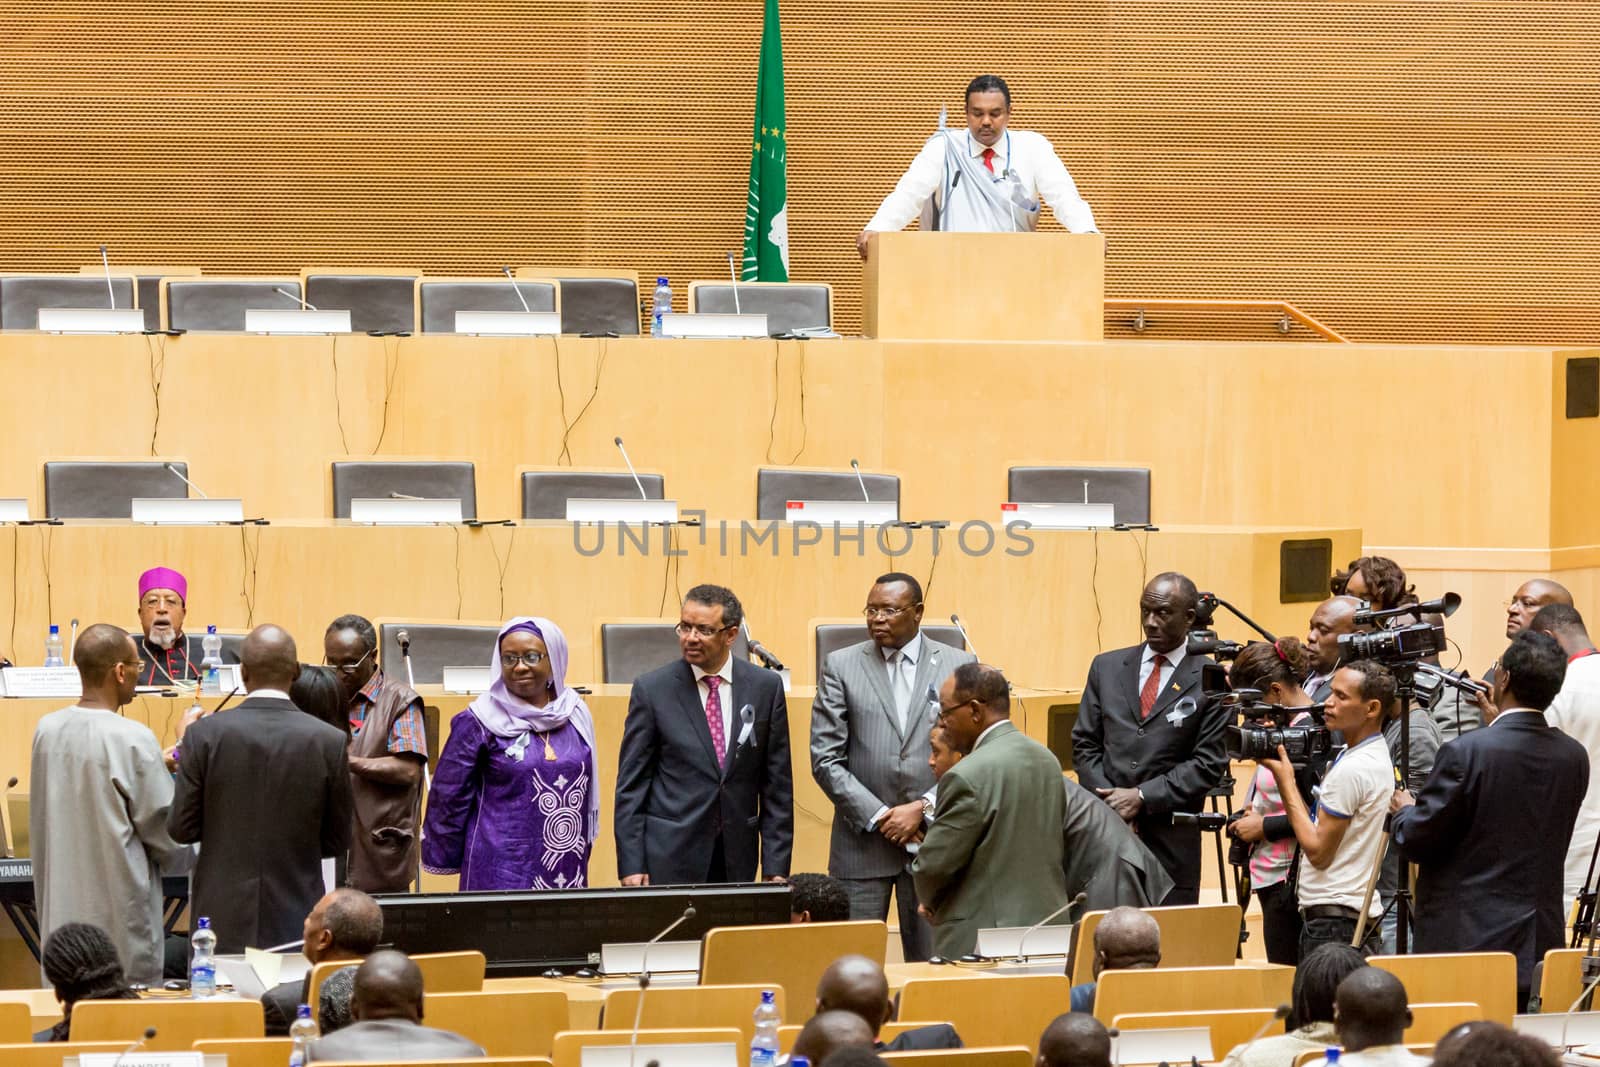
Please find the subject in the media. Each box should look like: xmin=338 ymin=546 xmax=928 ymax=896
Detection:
xmin=245 ymin=948 xmax=283 ymax=989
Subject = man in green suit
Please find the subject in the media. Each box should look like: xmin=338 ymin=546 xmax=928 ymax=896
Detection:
xmin=913 ymin=663 xmax=1068 ymax=958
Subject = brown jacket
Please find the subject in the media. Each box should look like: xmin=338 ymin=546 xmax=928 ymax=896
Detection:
xmin=347 ymin=674 xmax=425 ymax=893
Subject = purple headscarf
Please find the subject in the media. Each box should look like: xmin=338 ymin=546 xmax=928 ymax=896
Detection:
xmin=467 ymin=616 xmax=599 ymax=843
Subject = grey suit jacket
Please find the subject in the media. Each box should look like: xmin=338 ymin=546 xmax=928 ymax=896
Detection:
xmin=811 ymin=635 xmax=976 ymax=879
xmin=308 ymin=1018 xmax=485 ymax=1061
xmin=911 ymin=721 xmax=1067 ymax=957
xmin=1060 ymin=777 xmax=1174 ymax=910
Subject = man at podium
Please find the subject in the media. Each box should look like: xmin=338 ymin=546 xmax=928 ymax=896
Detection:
xmin=856 ymin=74 xmax=1098 ymax=259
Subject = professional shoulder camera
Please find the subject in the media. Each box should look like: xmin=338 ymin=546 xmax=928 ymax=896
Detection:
xmin=1222 ymin=688 xmax=1331 ymax=766
xmin=1336 ymin=622 xmax=1445 ymax=664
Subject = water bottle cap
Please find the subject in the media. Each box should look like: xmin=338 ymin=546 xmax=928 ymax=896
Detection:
xmin=657 ymin=276 xmax=669 ymax=285
xmin=207 ymin=624 xmax=217 ymax=634
xmin=761 ymin=990 xmax=775 ymax=1004
xmin=49 ymin=624 xmax=59 ymax=635
xmin=297 ymin=1004 xmax=312 ymax=1018
xmin=197 ymin=916 xmax=211 ymax=929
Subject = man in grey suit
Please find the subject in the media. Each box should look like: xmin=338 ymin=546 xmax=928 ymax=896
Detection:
xmin=811 ymin=573 xmax=975 ymax=961
xmin=307 ymin=950 xmax=484 ymax=1061
xmin=913 ymin=663 xmax=1067 ymax=958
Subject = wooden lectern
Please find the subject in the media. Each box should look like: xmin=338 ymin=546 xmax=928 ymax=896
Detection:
xmin=864 ymin=232 xmax=1104 ymax=342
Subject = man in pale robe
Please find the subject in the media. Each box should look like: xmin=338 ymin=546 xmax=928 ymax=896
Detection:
xmin=30 ymin=623 xmax=195 ymax=986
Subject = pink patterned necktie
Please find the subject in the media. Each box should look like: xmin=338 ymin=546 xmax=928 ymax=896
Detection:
xmin=704 ymin=675 xmax=727 ymax=763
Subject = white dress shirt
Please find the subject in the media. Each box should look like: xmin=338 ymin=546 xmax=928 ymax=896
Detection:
xmin=691 ymin=656 xmax=735 ymax=745
xmin=865 ymin=128 xmax=1098 ymax=234
xmin=1547 ymin=654 xmax=1600 ymax=911
xmin=1139 ymin=644 xmax=1185 ymax=696
xmin=248 ymin=688 xmax=292 ymax=702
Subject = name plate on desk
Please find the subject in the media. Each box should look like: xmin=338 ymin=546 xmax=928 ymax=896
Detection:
xmin=1110 ymin=1027 xmax=1212 ymax=1067
xmin=36 ymin=307 xmax=146 ymax=334
xmin=75 ymin=1054 xmax=209 ymax=1067
xmin=349 ymin=498 xmax=463 ymax=525
xmin=1 ymin=667 xmax=81 ymax=699
xmin=455 ymin=310 xmax=560 ymax=336
xmin=565 ymin=498 xmax=680 ymax=524
xmin=131 ymin=498 xmax=245 ymax=525
xmin=975 ymin=924 xmax=1072 ymax=960
xmin=784 ymin=499 xmax=897 ymax=525
xmin=1000 ymin=501 xmax=1115 ymax=530
xmin=583 ymin=1044 xmax=737 ymax=1067
xmin=0 ymin=499 xmax=28 ymax=522
xmin=1516 ymin=1011 xmax=1600 ymax=1045
xmin=599 ymin=938 xmax=700 ymax=976
xmin=660 ymin=312 xmax=768 ymax=339
xmin=441 ymin=665 xmax=493 ymax=694
xmin=244 ymin=308 xmax=352 ymax=334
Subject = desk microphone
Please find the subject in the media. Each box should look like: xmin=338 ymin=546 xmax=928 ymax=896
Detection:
xmin=271 ymin=287 xmax=317 ymax=311
xmin=741 ymin=620 xmax=786 ymax=671
xmin=1561 ymin=970 xmax=1600 ymax=1049
xmin=163 ymin=463 xmax=209 ymax=499
xmin=1232 ymin=1004 xmax=1291 ymax=1062
xmin=67 ymin=619 xmax=79 ymax=666
xmin=99 ymin=244 xmax=117 ymax=309
xmin=397 ymin=629 xmax=415 ymax=689
xmin=388 ymin=491 xmax=425 ymax=500
xmin=950 ymin=614 xmax=982 ymax=661
xmin=631 ymin=904 xmax=698 ymax=1066
xmin=725 ymin=251 xmax=744 ymax=316
xmin=1014 ymin=892 xmax=1087 ymax=962
xmin=113 ymin=1026 xmax=157 ymax=1067
xmin=849 ymin=459 xmax=870 ymax=502
xmin=613 ymin=437 xmax=649 ymax=500
xmin=501 ymin=266 xmax=533 ymax=313
xmin=1107 ymin=1026 xmax=1121 ymax=1067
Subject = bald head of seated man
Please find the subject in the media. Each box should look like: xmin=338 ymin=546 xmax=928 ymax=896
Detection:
xmin=1506 ymin=579 xmax=1574 ymax=639
xmin=1069 ymin=906 xmax=1161 ymax=1014
xmin=1333 ymin=967 xmax=1424 ymax=1063
xmin=1037 ymin=1013 xmax=1112 ymax=1067
xmin=793 ymin=1009 xmax=876 ymax=1067
xmin=307 ymin=950 xmax=486 ymax=1062
xmin=815 ymin=954 xmax=963 ymax=1051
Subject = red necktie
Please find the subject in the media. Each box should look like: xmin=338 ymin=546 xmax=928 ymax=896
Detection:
xmin=981 ymin=148 xmax=996 ymax=174
xmin=704 ymin=675 xmax=727 ymax=764
xmin=1139 ymin=654 xmax=1166 ymax=720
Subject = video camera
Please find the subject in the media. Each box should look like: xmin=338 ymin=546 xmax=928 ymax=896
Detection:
xmin=1222 ymin=687 xmax=1332 ymax=767
xmin=1336 ymin=622 xmax=1446 ymax=665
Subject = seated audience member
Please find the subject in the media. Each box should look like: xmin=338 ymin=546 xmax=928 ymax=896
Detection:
xmin=291 ymin=664 xmax=350 ymax=735
xmin=815 ymin=954 xmax=963 ymax=1051
xmin=790 ymin=872 xmax=852 ymax=923
xmin=793 ymin=1010 xmax=876 ymax=1067
xmin=35 ymin=922 xmax=139 ymax=1042
xmin=1220 ymin=943 xmax=1367 ymax=1066
xmin=135 ymin=566 xmax=236 ymax=686
xmin=1332 ymin=968 xmax=1428 ymax=1066
xmin=818 ymin=1048 xmax=890 ymax=1067
xmin=307 ymin=950 xmax=484 ymax=1062
xmin=263 ymin=887 xmax=384 ymax=1035
xmin=1037 ymin=1013 xmax=1113 ymax=1067
xmin=1068 ymin=906 xmax=1160 ymax=1014
xmin=1431 ymin=1021 xmax=1556 ymax=1067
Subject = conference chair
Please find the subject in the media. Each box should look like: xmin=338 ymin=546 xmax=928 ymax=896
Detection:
xmin=424 ymin=989 xmax=571 ymax=1058
xmin=216 ymin=629 xmax=247 ymax=662
xmin=162 ymin=277 xmax=305 ymax=332
xmin=601 ymin=984 xmax=782 ymax=1044
xmin=1405 ymin=1002 xmax=1484 ymax=1046
xmin=882 ymin=1050 xmax=1033 ymax=1067
xmin=79 ymin=265 xmax=201 ymax=331
xmin=194 ymin=1038 xmax=294 ymax=1067
xmin=811 ymin=619 xmax=965 ymax=682
xmin=376 ymin=618 xmax=502 ymax=687
xmin=0 ymin=1043 xmax=130 ymax=1067
xmin=416 ymin=276 xmax=559 ymax=333
xmin=1069 ymin=903 xmax=1243 ymax=985
xmin=306 ymin=950 xmax=486 ymax=1014
xmin=317 ymin=1060 xmax=552 ymax=1067
xmin=689 ymin=281 xmax=833 ymax=334
xmin=776 ymin=1020 xmax=954 ymax=1054
xmin=700 ymin=920 xmax=887 ymax=1024
xmin=596 ymin=618 xmax=751 ymax=684
xmin=42 ymin=458 xmax=190 ymax=519
xmin=0 ymin=988 xmax=60 ymax=1030
xmin=4 ymin=788 xmax=28 ymax=857
xmin=330 ymin=459 xmax=478 ymax=520
xmin=0 ymin=1002 xmax=30 ymax=1043
xmin=755 ymin=465 xmax=900 ymax=522
xmin=1109 ymin=1008 xmax=1283 ymax=1061
xmin=516 ymin=267 xmax=642 ymax=335
xmin=1538 ymin=947 xmax=1584 ymax=1013
xmin=302 ymin=268 xmax=420 ymax=334
xmin=899 ymin=975 xmax=1071 ymax=1052
xmin=1092 ymin=964 xmax=1295 ymax=1027
xmin=70 ymin=997 xmax=264 ymax=1048
xmin=550 ymin=1028 xmax=742 ymax=1067
xmin=0 ymin=273 xmax=138 ymax=329
xmin=519 ymin=467 xmax=666 ymax=520
xmin=1371 ymin=952 xmax=1517 ymax=1024
xmin=1006 ymin=465 xmax=1152 ymax=526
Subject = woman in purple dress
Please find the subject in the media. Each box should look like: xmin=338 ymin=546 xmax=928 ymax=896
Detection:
xmin=421 ymin=617 xmax=598 ymax=890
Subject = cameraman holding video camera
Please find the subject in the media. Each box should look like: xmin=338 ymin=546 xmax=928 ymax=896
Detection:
xmin=1258 ymin=659 xmax=1398 ymax=958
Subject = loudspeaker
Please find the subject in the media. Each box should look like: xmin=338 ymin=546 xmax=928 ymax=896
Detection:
xmin=1567 ymin=357 xmax=1599 ymax=419
xmin=1280 ymin=537 xmax=1333 ymax=603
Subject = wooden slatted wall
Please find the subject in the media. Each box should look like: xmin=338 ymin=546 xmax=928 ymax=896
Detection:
xmin=1 ymin=1 xmax=1597 ymax=342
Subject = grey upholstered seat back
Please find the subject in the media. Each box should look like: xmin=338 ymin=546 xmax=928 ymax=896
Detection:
xmin=599 ymin=622 xmax=751 ymax=684
xmin=378 ymin=622 xmax=502 ymax=686
xmin=1006 ymin=466 xmax=1152 ymax=525
xmin=691 ymin=283 xmax=831 ymax=335
xmin=44 ymin=460 xmax=187 ymax=519
xmin=521 ymin=471 xmax=666 ymax=520
xmin=305 ymin=274 xmax=418 ymax=334
xmin=166 ymin=279 xmax=303 ymax=331
xmin=418 ymin=281 xmax=556 ymax=333
xmin=216 ymin=632 xmax=246 ymax=661
xmin=814 ymin=624 xmax=966 ymax=677
xmin=557 ymin=277 xmax=640 ymax=336
xmin=331 ymin=461 xmax=477 ymax=520
xmin=1 ymin=276 xmax=137 ymax=329
xmin=755 ymin=468 xmax=900 ymax=521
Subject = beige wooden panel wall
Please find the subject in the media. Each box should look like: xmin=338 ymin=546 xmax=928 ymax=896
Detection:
xmin=0 ymin=1 xmax=1596 ymax=342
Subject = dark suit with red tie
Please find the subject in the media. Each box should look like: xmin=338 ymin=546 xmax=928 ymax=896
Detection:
xmin=614 ymin=656 xmax=793 ymax=884
xmin=1071 ymin=645 xmax=1229 ymax=903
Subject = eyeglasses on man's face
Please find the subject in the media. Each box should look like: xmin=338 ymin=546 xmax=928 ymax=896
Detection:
xmin=500 ymin=651 xmax=546 ymax=669
xmin=863 ymin=606 xmax=912 ymax=620
xmin=675 ymin=622 xmax=734 ymax=639
xmin=322 ymin=648 xmax=374 ymax=676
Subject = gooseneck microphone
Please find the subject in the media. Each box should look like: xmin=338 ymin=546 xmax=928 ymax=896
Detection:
xmin=849 ymin=459 xmax=870 ymax=502
xmin=614 ymin=437 xmax=648 ymax=500
xmin=725 ymin=250 xmax=744 ymax=316
xmin=1013 ymin=892 xmax=1087 ymax=962
xmin=950 ymin=614 xmax=982 ymax=661
xmin=501 ymin=266 xmax=533 ymax=313
xmin=99 ymin=244 xmax=117 ymax=309
xmin=1561 ymin=970 xmax=1600 ymax=1049
xmin=1232 ymin=1004 xmax=1292 ymax=1062
xmin=397 ymin=630 xmax=415 ymax=689
xmin=631 ymin=905 xmax=698 ymax=1066
xmin=113 ymin=1026 xmax=158 ymax=1067
xmin=271 ymin=287 xmax=318 ymax=311
xmin=163 ymin=463 xmax=209 ymax=499
xmin=741 ymin=620 xmax=786 ymax=671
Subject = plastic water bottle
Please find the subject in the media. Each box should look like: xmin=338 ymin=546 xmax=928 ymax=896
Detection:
xmin=200 ymin=625 xmax=224 ymax=695
xmin=288 ymin=1003 xmax=319 ymax=1065
xmin=651 ymin=276 xmax=672 ymax=337
xmin=750 ymin=989 xmax=780 ymax=1067
xmin=189 ymin=916 xmax=217 ymax=997
xmin=43 ymin=625 xmax=64 ymax=668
